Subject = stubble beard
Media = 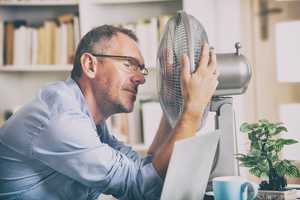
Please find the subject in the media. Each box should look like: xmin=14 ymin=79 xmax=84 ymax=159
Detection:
xmin=96 ymin=90 xmax=134 ymax=116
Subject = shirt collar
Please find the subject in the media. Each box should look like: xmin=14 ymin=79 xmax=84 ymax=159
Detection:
xmin=65 ymin=77 xmax=97 ymax=130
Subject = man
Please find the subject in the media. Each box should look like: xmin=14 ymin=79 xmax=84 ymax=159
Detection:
xmin=0 ymin=25 xmax=219 ymax=199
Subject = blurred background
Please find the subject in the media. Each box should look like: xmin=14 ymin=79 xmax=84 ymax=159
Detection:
xmin=0 ymin=0 xmax=300 ymax=191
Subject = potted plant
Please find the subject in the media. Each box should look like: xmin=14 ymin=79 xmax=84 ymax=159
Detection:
xmin=237 ymin=119 xmax=300 ymax=200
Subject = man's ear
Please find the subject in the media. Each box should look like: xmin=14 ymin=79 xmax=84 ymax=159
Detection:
xmin=80 ymin=53 xmax=97 ymax=78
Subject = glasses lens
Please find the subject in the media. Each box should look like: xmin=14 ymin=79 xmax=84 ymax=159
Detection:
xmin=141 ymin=68 xmax=148 ymax=76
xmin=127 ymin=58 xmax=148 ymax=76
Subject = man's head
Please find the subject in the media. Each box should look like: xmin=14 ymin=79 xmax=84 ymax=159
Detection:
xmin=72 ymin=25 xmax=147 ymax=116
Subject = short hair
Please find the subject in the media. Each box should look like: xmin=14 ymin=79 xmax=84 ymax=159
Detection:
xmin=71 ymin=25 xmax=138 ymax=80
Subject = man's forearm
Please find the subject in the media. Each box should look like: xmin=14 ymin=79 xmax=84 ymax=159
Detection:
xmin=147 ymin=115 xmax=172 ymax=155
xmin=152 ymin=110 xmax=203 ymax=178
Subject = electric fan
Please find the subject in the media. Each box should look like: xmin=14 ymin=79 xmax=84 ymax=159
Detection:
xmin=157 ymin=11 xmax=209 ymax=128
xmin=157 ymin=11 xmax=252 ymax=199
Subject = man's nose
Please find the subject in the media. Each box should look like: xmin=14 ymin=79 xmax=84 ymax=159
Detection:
xmin=130 ymin=73 xmax=146 ymax=85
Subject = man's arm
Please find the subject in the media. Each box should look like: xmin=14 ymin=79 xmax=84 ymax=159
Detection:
xmin=97 ymin=123 xmax=141 ymax=162
xmin=147 ymin=114 xmax=171 ymax=156
xmin=152 ymin=43 xmax=220 ymax=177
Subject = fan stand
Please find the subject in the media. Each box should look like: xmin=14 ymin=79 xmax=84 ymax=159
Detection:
xmin=205 ymin=96 xmax=240 ymax=192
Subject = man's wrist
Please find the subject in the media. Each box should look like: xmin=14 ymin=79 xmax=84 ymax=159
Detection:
xmin=182 ymin=103 xmax=206 ymax=121
xmin=175 ymin=109 xmax=204 ymax=136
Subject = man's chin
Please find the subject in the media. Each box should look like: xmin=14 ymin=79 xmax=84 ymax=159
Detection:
xmin=123 ymin=104 xmax=134 ymax=113
xmin=116 ymin=101 xmax=135 ymax=113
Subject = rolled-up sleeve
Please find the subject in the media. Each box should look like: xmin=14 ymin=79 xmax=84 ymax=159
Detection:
xmin=97 ymin=124 xmax=144 ymax=163
xmin=31 ymin=111 xmax=163 ymax=200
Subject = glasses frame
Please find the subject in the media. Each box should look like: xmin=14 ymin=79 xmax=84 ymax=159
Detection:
xmin=90 ymin=53 xmax=149 ymax=76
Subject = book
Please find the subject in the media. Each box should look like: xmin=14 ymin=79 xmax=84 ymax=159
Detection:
xmin=25 ymin=27 xmax=32 ymax=65
xmin=110 ymin=113 xmax=129 ymax=143
xmin=54 ymin=24 xmax=61 ymax=64
xmin=66 ymin=22 xmax=74 ymax=64
xmin=0 ymin=17 xmax=3 ymax=66
xmin=37 ymin=26 xmax=46 ymax=64
xmin=127 ymin=100 xmax=143 ymax=144
xmin=73 ymin=15 xmax=80 ymax=49
xmin=136 ymin=17 xmax=158 ymax=68
xmin=59 ymin=23 xmax=68 ymax=64
xmin=13 ymin=25 xmax=28 ymax=65
xmin=158 ymin=15 xmax=171 ymax=39
xmin=57 ymin=13 xmax=74 ymax=24
xmin=4 ymin=21 xmax=14 ymax=65
xmin=44 ymin=20 xmax=56 ymax=64
xmin=31 ymin=28 xmax=38 ymax=65
xmin=141 ymin=101 xmax=162 ymax=146
xmin=4 ymin=20 xmax=26 ymax=65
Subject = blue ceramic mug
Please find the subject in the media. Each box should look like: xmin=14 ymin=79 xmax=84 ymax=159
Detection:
xmin=213 ymin=176 xmax=258 ymax=200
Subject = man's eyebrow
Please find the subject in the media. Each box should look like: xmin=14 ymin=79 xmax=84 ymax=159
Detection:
xmin=126 ymin=56 xmax=144 ymax=65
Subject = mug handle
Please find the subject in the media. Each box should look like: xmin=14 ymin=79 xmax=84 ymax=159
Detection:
xmin=240 ymin=182 xmax=258 ymax=200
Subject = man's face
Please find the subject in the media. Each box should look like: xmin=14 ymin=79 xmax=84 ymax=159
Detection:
xmin=91 ymin=33 xmax=145 ymax=114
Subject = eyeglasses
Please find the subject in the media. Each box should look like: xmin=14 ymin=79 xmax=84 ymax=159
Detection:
xmin=91 ymin=53 xmax=149 ymax=76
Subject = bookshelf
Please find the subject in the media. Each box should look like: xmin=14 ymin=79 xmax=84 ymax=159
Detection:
xmin=0 ymin=0 xmax=78 ymax=6
xmin=0 ymin=0 xmax=182 ymax=154
xmin=0 ymin=0 xmax=79 ymax=128
xmin=91 ymin=0 xmax=176 ymax=4
xmin=0 ymin=64 xmax=72 ymax=71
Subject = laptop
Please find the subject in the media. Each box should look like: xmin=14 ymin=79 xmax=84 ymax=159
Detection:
xmin=160 ymin=131 xmax=221 ymax=200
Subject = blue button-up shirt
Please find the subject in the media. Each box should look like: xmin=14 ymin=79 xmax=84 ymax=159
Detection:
xmin=0 ymin=78 xmax=163 ymax=200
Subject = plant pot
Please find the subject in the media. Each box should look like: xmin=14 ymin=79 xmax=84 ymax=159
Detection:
xmin=256 ymin=189 xmax=297 ymax=200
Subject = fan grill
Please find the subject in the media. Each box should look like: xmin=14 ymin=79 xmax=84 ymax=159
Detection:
xmin=157 ymin=11 xmax=208 ymax=128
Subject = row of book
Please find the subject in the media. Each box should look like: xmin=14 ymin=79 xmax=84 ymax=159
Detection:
xmin=107 ymin=99 xmax=217 ymax=147
xmin=116 ymin=15 xmax=171 ymax=68
xmin=107 ymin=101 xmax=162 ymax=146
xmin=0 ymin=14 xmax=171 ymax=67
xmin=0 ymin=13 xmax=80 ymax=66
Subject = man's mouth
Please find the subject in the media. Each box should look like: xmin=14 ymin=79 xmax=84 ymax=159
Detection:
xmin=123 ymin=89 xmax=136 ymax=98
xmin=124 ymin=87 xmax=138 ymax=95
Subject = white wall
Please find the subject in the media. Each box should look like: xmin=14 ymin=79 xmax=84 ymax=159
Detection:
xmin=184 ymin=0 xmax=241 ymax=52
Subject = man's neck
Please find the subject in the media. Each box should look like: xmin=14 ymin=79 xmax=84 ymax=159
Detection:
xmin=77 ymin=78 xmax=107 ymax=124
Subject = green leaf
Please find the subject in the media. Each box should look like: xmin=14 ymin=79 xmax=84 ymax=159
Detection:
xmin=277 ymin=126 xmax=288 ymax=132
xmin=240 ymin=122 xmax=250 ymax=132
xmin=286 ymin=165 xmax=300 ymax=177
xmin=259 ymin=119 xmax=270 ymax=124
xmin=251 ymin=142 xmax=261 ymax=151
xmin=249 ymin=167 xmax=263 ymax=177
xmin=273 ymin=142 xmax=284 ymax=153
xmin=235 ymin=154 xmax=247 ymax=161
xmin=249 ymin=123 xmax=259 ymax=130
xmin=248 ymin=133 xmax=259 ymax=143
xmin=273 ymin=126 xmax=288 ymax=135
xmin=274 ymin=161 xmax=287 ymax=177
xmin=283 ymin=139 xmax=298 ymax=145
xmin=267 ymin=126 xmax=277 ymax=134
xmin=270 ymin=154 xmax=279 ymax=162
xmin=278 ymin=138 xmax=298 ymax=146
xmin=256 ymin=160 xmax=269 ymax=176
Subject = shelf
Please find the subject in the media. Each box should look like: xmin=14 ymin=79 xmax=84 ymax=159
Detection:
xmin=0 ymin=65 xmax=73 ymax=72
xmin=0 ymin=0 xmax=78 ymax=6
xmin=92 ymin=0 xmax=176 ymax=4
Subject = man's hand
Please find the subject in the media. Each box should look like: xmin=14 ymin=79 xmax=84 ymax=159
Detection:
xmin=181 ymin=43 xmax=219 ymax=123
